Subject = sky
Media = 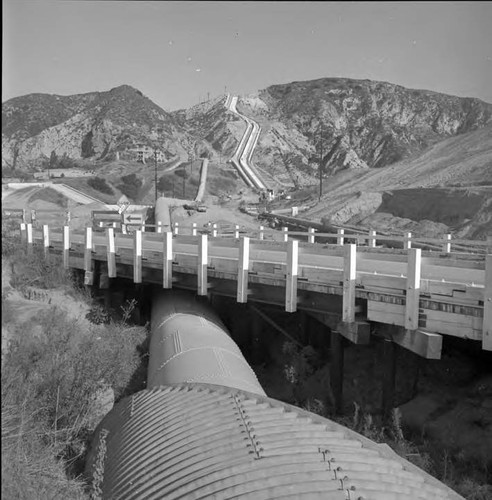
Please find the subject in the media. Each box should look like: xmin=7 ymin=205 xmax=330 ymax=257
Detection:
xmin=2 ymin=1 xmax=492 ymax=111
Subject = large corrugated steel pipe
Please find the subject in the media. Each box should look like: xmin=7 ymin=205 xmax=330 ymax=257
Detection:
xmin=148 ymin=290 xmax=265 ymax=395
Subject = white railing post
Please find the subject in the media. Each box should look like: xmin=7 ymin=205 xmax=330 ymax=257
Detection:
xmin=141 ymin=223 xmax=146 ymax=233
xmin=198 ymin=234 xmax=208 ymax=295
xmin=192 ymin=223 xmax=197 ymax=236
xmin=237 ymin=237 xmax=250 ymax=303
xmin=84 ymin=227 xmax=92 ymax=274
xmin=42 ymin=224 xmax=50 ymax=258
xmin=368 ymin=230 xmax=376 ymax=248
xmin=20 ymin=222 xmax=27 ymax=244
xmin=285 ymin=239 xmax=299 ymax=312
xmin=157 ymin=221 xmax=163 ymax=233
xmin=282 ymin=227 xmax=289 ymax=242
xmin=212 ymin=223 xmax=218 ymax=238
xmin=259 ymin=225 xmax=264 ymax=240
xmin=443 ymin=234 xmax=451 ymax=253
xmin=291 ymin=206 xmax=298 ymax=216
xmin=26 ymin=223 xmax=33 ymax=255
xmin=106 ymin=227 xmax=116 ymax=278
xmin=234 ymin=224 xmax=240 ymax=239
xmin=163 ymin=231 xmax=173 ymax=289
xmin=406 ymin=248 xmax=422 ymax=330
xmin=404 ymin=232 xmax=412 ymax=250
xmin=308 ymin=227 xmax=315 ymax=244
xmin=342 ymin=244 xmax=356 ymax=323
xmin=174 ymin=222 xmax=179 ymax=236
xmin=337 ymin=229 xmax=345 ymax=246
xmin=63 ymin=225 xmax=70 ymax=269
xmin=133 ymin=230 xmax=142 ymax=283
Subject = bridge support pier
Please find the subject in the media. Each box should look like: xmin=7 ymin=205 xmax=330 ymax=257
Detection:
xmin=330 ymin=331 xmax=344 ymax=414
xmin=250 ymin=305 xmax=264 ymax=365
xmin=98 ymin=263 xmax=112 ymax=311
xmin=381 ymin=339 xmax=397 ymax=423
xmin=299 ymin=310 xmax=310 ymax=345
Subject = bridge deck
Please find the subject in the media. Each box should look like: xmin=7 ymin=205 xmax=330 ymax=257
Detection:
xmin=23 ymin=223 xmax=492 ymax=356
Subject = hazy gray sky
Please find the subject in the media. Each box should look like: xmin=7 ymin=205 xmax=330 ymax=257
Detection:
xmin=3 ymin=1 xmax=492 ymax=110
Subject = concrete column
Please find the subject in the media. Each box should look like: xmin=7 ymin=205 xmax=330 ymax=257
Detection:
xmin=299 ymin=310 xmax=310 ymax=345
xmin=330 ymin=330 xmax=344 ymax=414
xmin=250 ymin=307 xmax=263 ymax=365
xmin=381 ymin=339 xmax=397 ymax=423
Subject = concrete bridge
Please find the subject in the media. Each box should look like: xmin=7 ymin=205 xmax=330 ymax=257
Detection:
xmin=19 ymin=219 xmax=491 ymax=361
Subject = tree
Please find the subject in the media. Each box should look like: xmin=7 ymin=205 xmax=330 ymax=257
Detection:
xmin=49 ymin=150 xmax=58 ymax=170
xmin=118 ymin=173 xmax=143 ymax=201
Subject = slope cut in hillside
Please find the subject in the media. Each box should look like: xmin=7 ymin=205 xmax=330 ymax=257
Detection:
xmin=300 ymin=124 xmax=492 ymax=239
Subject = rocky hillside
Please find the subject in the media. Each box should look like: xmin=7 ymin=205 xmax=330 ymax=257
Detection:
xmin=3 ymin=78 xmax=492 ymax=192
xmin=2 ymin=85 xmax=189 ymax=168
xmin=171 ymin=96 xmax=245 ymax=161
xmin=238 ymin=78 xmax=492 ymax=187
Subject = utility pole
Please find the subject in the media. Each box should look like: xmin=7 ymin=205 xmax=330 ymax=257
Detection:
xmin=318 ymin=129 xmax=323 ymax=201
xmin=154 ymin=150 xmax=158 ymax=202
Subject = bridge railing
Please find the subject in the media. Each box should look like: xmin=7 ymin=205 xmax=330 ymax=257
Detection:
xmin=19 ymin=221 xmax=492 ymax=354
xmin=17 ymin=214 xmax=490 ymax=255
xmin=165 ymin=222 xmax=490 ymax=255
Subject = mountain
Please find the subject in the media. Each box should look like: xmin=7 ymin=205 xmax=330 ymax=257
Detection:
xmin=2 ymin=85 xmax=188 ymax=168
xmin=237 ymin=78 xmax=492 ymax=187
xmin=2 ymin=78 xmax=492 ymax=189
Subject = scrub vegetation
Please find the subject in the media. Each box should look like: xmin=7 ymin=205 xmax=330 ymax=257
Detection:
xmin=1 ymin=220 xmax=148 ymax=499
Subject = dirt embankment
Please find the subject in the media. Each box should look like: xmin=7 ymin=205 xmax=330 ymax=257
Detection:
xmin=354 ymin=187 xmax=492 ymax=238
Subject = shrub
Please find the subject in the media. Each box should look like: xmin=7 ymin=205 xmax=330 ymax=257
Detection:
xmin=87 ymin=177 xmax=114 ymax=195
xmin=157 ymin=175 xmax=170 ymax=193
xmin=1 ymin=417 xmax=87 ymax=500
xmin=8 ymin=246 xmax=73 ymax=294
xmin=117 ymin=173 xmax=142 ymax=201
xmin=1 ymin=219 xmax=21 ymax=256
xmin=174 ymin=168 xmax=189 ymax=179
xmin=2 ymin=306 xmax=147 ymax=488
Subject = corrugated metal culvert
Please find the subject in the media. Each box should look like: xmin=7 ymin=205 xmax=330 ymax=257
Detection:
xmin=86 ymin=383 xmax=463 ymax=499
xmin=85 ymin=291 xmax=463 ymax=499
